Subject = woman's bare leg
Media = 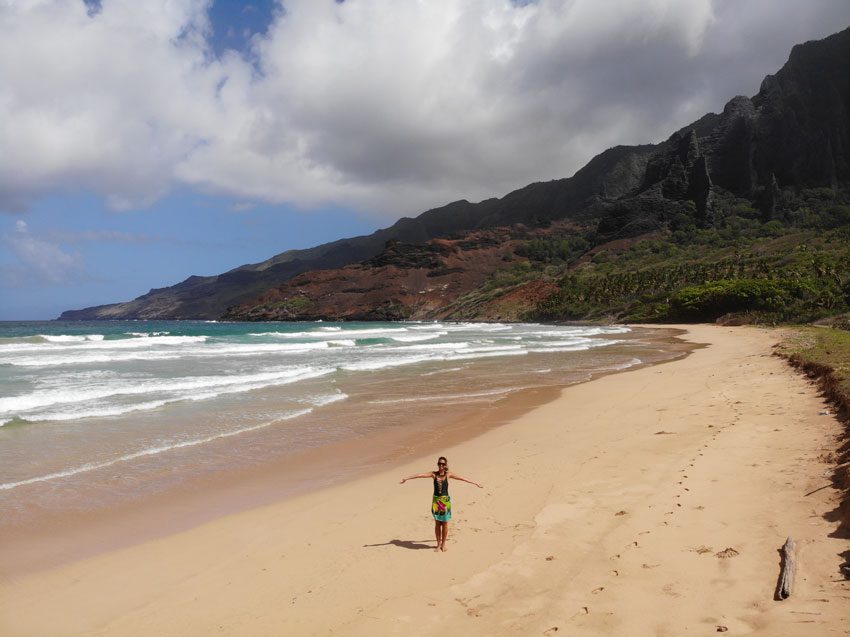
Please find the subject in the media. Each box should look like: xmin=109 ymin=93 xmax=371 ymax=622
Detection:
xmin=441 ymin=522 xmax=449 ymax=551
xmin=434 ymin=521 xmax=441 ymax=551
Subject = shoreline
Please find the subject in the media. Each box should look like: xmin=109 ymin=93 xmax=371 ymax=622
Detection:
xmin=2 ymin=325 xmax=848 ymax=635
xmin=0 ymin=326 xmax=691 ymax=578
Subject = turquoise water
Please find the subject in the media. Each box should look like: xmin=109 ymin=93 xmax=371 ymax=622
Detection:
xmin=0 ymin=319 xmax=313 ymax=340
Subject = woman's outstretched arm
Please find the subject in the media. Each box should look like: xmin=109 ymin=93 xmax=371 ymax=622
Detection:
xmin=400 ymin=472 xmax=434 ymax=484
xmin=448 ymin=472 xmax=483 ymax=488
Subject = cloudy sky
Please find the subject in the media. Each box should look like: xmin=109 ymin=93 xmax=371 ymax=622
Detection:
xmin=1 ymin=0 xmax=848 ymax=319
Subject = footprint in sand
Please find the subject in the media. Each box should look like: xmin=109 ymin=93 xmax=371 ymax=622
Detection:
xmin=689 ymin=545 xmax=712 ymax=555
xmin=662 ymin=583 xmax=681 ymax=598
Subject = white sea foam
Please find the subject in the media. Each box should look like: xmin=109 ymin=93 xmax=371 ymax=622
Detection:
xmin=248 ymin=331 xmax=329 ymax=338
xmin=1 ymin=367 xmax=335 ymax=422
xmin=408 ymin=322 xmax=445 ymax=329
xmin=526 ymin=345 xmax=597 ymax=353
xmin=250 ymin=327 xmax=409 ymax=339
xmin=369 ymin=387 xmax=522 ymax=404
xmin=389 ymin=331 xmax=447 ymax=342
xmin=420 ymin=366 xmax=465 ymax=376
xmin=39 ymin=334 xmax=105 ymax=342
xmin=446 ymin=322 xmax=510 ymax=331
xmin=338 ymin=342 xmax=531 ymax=371
xmin=446 ymin=349 xmax=529 ymax=362
xmin=124 ymin=331 xmax=170 ymax=337
xmin=30 ymin=334 xmax=200 ymax=348
xmin=305 ymin=391 xmax=349 ymax=407
xmin=25 ymin=398 xmax=176 ymax=422
xmin=526 ymin=339 xmax=622 ymax=354
xmin=529 ymin=338 xmax=593 ymax=348
xmin=0 ymin=352 xmax=185 ymax=367
xmin=456 ymin=344 xmax=525 ymax=354
xmin=0 ymin=335 xmax=206 ymax=359
xmin=0 ymin=339 xmax=335 ymax=367
xmin=0 ymin=408 xmax=313 ymax=492
xmin=386 ymin=342 xmax=468 ymax=352
xmin=85 ymin=335 xmax=207 ymax=348
xmin=340 ymin=354 xmax=433 ymax=372
xmin=606 ymin=357 xmax=642 ymax=371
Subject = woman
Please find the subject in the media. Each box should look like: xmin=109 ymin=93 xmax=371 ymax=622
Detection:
xmin=400 ymin=456 xmax=482 ymax=552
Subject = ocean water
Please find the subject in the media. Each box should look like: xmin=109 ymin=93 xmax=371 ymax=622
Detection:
xmin=0 ymin=320 xmax=680 ymax=519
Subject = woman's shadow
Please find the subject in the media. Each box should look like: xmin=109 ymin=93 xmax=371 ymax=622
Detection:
xmin=363 ymin=539 xmax=435 ymax=550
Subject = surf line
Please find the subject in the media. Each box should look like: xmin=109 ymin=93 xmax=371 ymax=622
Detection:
xmin=0 ymin=408 xmax=313 ymax=491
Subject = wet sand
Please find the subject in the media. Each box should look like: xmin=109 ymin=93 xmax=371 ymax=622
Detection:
xmin=2 ymin=325 xmax=848 ymax=635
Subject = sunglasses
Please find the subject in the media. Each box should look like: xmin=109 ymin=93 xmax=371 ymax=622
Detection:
xmin=437 ymin=462 xmax=447 ymax=466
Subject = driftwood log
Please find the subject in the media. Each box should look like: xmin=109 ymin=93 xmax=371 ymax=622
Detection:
xmin=777 ymin=537 xmax=796 ymax=600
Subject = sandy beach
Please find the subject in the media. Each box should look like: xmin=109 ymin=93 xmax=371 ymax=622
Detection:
xmin=2 ymin=324 xmax=848 ymax=636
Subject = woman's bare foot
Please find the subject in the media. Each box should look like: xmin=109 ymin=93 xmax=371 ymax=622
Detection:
xmin=440 ymin=543 xmax=448 ymax=552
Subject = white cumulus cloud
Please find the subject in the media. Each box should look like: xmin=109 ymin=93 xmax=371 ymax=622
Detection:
xmin=1 ymin=0 xmax=848 ymax=218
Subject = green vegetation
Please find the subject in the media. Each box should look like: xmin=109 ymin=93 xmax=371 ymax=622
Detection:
xmin=774 ymin=325 xmax=850 ymax=424
xmin=515 ymin=235 xmax=590 ymax=264
xmin=267 ymin=296 xmax=313 ymax=312
xmin=775 ymin=326 xmax=850 ymax=394
xmin=669 ymin=279 xmax=791 ymax=320
xmin=774 ymin=325 xmax=850 ymax=536
xmin=522 ymin=186 xmax=850 ymax=323
xmin=444 ymin=262 xmax=542 ymax=319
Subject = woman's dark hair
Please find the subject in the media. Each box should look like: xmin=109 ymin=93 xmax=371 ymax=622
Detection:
xmin=437 ymin=456 xmax=448 ymax=466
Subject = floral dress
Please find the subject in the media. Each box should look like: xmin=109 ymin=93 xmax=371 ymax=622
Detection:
xmin=431 ymin=472 xmax=451 ymax=521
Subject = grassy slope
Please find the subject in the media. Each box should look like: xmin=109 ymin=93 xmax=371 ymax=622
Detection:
xmin=774 ymin=327 xmax=850 ymax=555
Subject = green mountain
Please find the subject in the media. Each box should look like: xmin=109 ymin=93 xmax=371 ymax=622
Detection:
xmin=60 ymin=27 xmax=850 ymax=322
